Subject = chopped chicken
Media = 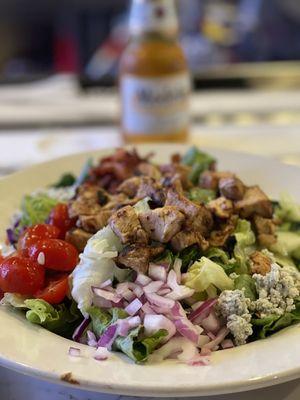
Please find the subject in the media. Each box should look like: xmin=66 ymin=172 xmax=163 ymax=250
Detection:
xmin=139 ymin=206 xmax=185 ymax=243
xmin=199 ymin=171 xmax=234 ymax=191
xmin=136 ymin=176 xmax=165 ymax=206
xmin=116 ymin=244 xmax=150 ymax=274
xmin=165 ymin=189 xmax=213 ymax=236
xmin=136 ymin=162 xmax=162 ymax=180
xmin=117 ymin=177 xmax=142 ymax=198
xmin=79 ymin=211 xmax=112 ymax=233
xmin=207 ymin=197 xmax=233 ymax=219
xmin=219 ymin=177 xmax=245 ymax=200
xmin=109 ymin=205 xmax=148 ymax=244
xmin=68 ymin=184 xmax=108 ymax=218
xmin=252 ymin=215 xmax=277 ymax=247
xmin=209 ymin=216 xmax=237 ymax=247
xmin=235 ymin=186 xmax=273 ymax=218
xmin=250 ymin=251 xmax=272 ymax=276
xmin=160 ymin=163 xmax=192 ymax=190
xmin=170 ymin=230 xmax=209 ymax=252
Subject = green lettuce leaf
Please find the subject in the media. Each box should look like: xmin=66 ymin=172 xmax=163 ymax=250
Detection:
xmin=19 ymin=194 xmax=59 ymax=227
xmin=182 ymin=147 xmax=215 ymax=184
xmin=252 ymin=302 xmax=300 ymax=339
xmin=205 ymin=247 xmax=238 ymax=275
xmin=234 ymin=274 xmax=257 ymax=301
xmin=52 ymin=173 xmax=76 ymax=188
xmin=184 ymin=256 xmax=234 ymax=296
xmin=153 ymin=249 xmax=175 ymax=267
xmin=24 ymin=299 xmax=82 ymax=338
xmin=188 ymin=188 xmax=216 ymax=204
xmin=275 ymin=193 xmax=300 ymax=223
xmin=233 ymin=219 xmax=256 ymax=274
xmin=87 ymin=306 xmax=128 ymax=337
xmin=114 ymin=327 xmax=167 ymax=363
xmin=179 ymin=245 xmax=202 ymax=271
xmin=270 ymin=231 xmax=300 ymax=260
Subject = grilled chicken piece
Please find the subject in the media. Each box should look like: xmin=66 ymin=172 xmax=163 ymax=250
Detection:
xmin=136 ymin=176 xmax=165 ymax=206
xmin=65 ymin=228 xmax=92 ymax=252
xmin=252 ymin=215 xmax=277 ymax=247
xmin=79 ymin=211 xmax=112 ymax=233
xmin=209 ymin=216 xmax=237 ymax=247
xmin=117 ymin=244 xmax=150 ymax=274
xmin=219 ymin=177 xmax=245 ymax=200
xmin=170 ymin=230 xmax=209 ymax=252
xmin=160 ymin=164 xmax=192 ymax=190
xmin=136 ymin=162 xmax=162 ymax=180
xmin=235 ymin=186 xmax=273 ymax=218
xmin=149 ymin=243 xmax=165 ymax=258
xmin=165 ymin=189 xmax=213 ymax=236
xmin=117 ymin=177 xmax=142 ymax=198
xmin=109 ymin=205 xmax=148 ymax=244
xmin=250 ymin=251 xmax=272 ymax=275
xmin=139 ymin=206 xmax=185 ymax=243
xmin=68 ymin=184 xmax=108 ymax=218
xmin=207 ymin=197 xmax=233 ymax=219
xmin=199 ymin=171 xmax=234 ymax=191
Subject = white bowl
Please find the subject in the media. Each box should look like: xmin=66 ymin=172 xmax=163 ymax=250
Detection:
xmin=1 ymin=144 xmax=300 ymax=397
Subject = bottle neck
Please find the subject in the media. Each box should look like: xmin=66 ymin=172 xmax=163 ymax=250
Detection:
xmin=129 ymin=0 xmax=179 ymax=38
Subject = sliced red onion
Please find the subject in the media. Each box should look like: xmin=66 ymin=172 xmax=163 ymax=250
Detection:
xmin=144 ymin=314 xmax=176 ymax=342
xmin=92 ymin=287 xmax=121 ymax=303
xmin=122 ymin=289 xmax=135 ymax=302
xmin=87 ymin=330 xmax=98 ymax=348
xmin=72 ymin=317 xmax=90 ymax=342
xmin=203 ymin=327 xmax=230 ymax=351
xmin=174 ymin=319 xmax=200 ymax=344
xmin=132 ymin=285 xmax=144 ymax=298
xmin=187 ymin=355 xmax=210 ymax=366
xmin=143 ymin=280 xmax=164 ymax=294
xmin=117 ymin=319 xmax=130 ymax=337
xmin=68 ymin=347 xmax=81 ymax=357
xmin=97 ymin=324 xmax=118 ymax=350
xmin=146 ymin=293 xmax=175 ymax=309
xmin=94 ymin=346 xmax=110 ymax=361
xmin=170 ymin=301 xmax=187 ymax=319
xmin=173 ymin=258 xmax=182 ymax=284
xmin=98 ymin=279 xmax=113 ymax=289
xmin=200 ymin=347 xmax=212 ymax=356
xmin=125 ymin=298 xmax=143 ymax=316
xmin=191 ymin=301 xmax=204 ymax=311
xmin=157 ymin=288 xmax=172 ymax=296
xmin=135 ymin=274 xmax=152 ymax=286
xmin=148 ymin=264 xmax=167 ymax=282
xmin=92 ymin=296 xmax=112 ymax=309
xmin=166 ymin=270 xmax=195 ymax=300
xmin=221 ymin=339 xmax=234 ymax=349
xmin=207 ymin=332 xmax=216 ymax=340
xmin=127 ymin=315 xmax=141 ymax=328
xmin=201 ymin=311 xmax=222 ymax=334
xmin=198 ymin=335 xmax=211 ymax=347
xmin=188 ymin=298 xmax=217 ymax=323
xmin=141 ymin=302 xmax=156 ymax=315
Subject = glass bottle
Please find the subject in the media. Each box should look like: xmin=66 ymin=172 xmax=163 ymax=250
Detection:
xmin=120 ymin=0 xmax=190 ymax=143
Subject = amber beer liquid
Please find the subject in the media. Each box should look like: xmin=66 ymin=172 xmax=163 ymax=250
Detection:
xmin=120 ymin=0 xmax=190 ymax=143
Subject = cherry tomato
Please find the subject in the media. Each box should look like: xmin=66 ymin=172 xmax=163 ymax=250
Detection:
xmin=28 ymin=239 xmax=78 ymax=272
xmin=17 ymin=224 xmax=60 ymax=256
xmin=35 ymin=275 xmax=69 ymax=304
xmin=0 ymin=256 xmax=45 ymax=295
xmin=48 ymin=204 xmax=76 ymax=239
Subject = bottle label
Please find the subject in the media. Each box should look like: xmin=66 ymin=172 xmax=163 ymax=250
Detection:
xmin=121 ymin=73 xmax=190 ymax=136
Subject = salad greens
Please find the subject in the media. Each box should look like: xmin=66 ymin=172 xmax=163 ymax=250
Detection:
xmin=188 ymin=188 xmax=216 ymax=204
xmin=52 ymin=173 xmax=76 ymax=188
xmin=88 ymin=306 xmax=128 ymax=337
xmin=232 ymin=219 xmax=256 ymax=274
xmin=20 ymin=194 xmax=59 ymax=228
xmin=234 ymin=274 xmax=257 ymax=301
xmin=182 ymin=146 xmax=215 ymax=184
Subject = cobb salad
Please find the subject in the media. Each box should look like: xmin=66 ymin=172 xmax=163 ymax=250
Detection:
xmin=1 ymin=147 xmax=300 ymax=365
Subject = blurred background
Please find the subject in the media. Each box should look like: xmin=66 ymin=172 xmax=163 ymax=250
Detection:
xmin=0 ymin=0 xmax=300 ymax=172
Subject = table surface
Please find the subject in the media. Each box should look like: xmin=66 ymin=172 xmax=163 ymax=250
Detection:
xmin=1 ymin=75 xmax=300 ymax=399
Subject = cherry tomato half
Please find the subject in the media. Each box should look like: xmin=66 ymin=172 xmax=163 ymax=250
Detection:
xmin=48 ymin=203 xmax=76 ymax=239
xmin=35 ymin=275 xmax=69 ymax=304
xmin=28 ymin=239 xmax=78 ymax=272
xmin=18 ymin=224 xmax=60 ymax=257
xmin=0 ymin=256 xmax=45 ymax=295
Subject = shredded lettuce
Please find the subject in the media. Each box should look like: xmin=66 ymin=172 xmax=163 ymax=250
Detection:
xmin=275 ymin=193 xmax=300 ymax=223
xmin=182 ymin=147 xmax=215 ymax=184
xmin=19 ymin=194 xmax=59 ymax=227
xmin=114 ymin=326 xmax=168 ymax=363
xmin=233 ymin=219 xmax=256 ymax=274
xmin=188 ymin=188 xmax=216 ymax=204
xmin=184 ymin=257 xmax=234 ymax=296
xmin=271 ymin=231 xmax=300 ymax=260
xmin=179 ymin=245 xmax=202 ymax=271
xmin=71 ymin=226 xmax=128 ymax=316
xmin=234 ymin=274 xmax=257 ymax=301
xmin=252 ymin=302 xmax=300 ymax=339
xmin=87 ymin=306 xmax=128 ymax=337
xmin=205 ymin=247 xmax=237 ymax=275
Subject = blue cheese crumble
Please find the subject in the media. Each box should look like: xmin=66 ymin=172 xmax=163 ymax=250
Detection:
xmin=252 ymin=263 xmax=300 ymax=318
xmin=217 ymin=290 xmax=253 ymax=345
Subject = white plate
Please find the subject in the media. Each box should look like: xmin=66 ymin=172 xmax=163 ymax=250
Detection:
xmin=1 ymin=144 xmax=300 ymax=398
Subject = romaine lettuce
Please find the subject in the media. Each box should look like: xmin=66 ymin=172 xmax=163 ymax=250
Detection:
xmin=233 ymin=219 xmax=256 ymax=274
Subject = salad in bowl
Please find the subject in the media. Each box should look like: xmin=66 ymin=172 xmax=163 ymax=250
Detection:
xmin=1 ymin=147 xmax=300 ymax=366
